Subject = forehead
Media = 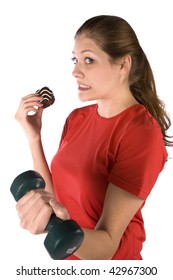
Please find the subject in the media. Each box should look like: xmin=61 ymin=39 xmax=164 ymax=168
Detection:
xmin=72 ymin=36 xmax=100 ymax=54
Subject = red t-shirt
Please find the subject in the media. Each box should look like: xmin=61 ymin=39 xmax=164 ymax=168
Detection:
xmin=51 ymin=104 xmax=167 ymax=260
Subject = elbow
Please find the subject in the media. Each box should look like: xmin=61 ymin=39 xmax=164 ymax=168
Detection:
xmin=75 ymin=228 xmax=120 ymax=260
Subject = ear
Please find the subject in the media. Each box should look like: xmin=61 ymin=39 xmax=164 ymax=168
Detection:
xmin=120 ymin=55 xmax=132 ymax=73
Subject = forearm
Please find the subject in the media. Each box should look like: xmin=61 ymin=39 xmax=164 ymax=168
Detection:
xmin=74 ymin=228 xmax=119 ymax=260
xmin=29 ymin=137 xmax=54 ymax=194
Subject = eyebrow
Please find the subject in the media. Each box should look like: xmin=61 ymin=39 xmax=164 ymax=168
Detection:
xmin=72 ymin=50 xmax=96 ymax=55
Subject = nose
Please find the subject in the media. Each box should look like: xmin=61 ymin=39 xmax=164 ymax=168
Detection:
xmin=72 ymin=64 xmax=84 ymax=79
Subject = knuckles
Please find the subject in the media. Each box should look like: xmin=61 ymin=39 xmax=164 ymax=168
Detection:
xmin=16 ymin=190 xmax=54 ymax=234
xmin=20 ymin=219 xmax=41 ymax=234
xmin=19 ymin=203 xmax=53 ymax=234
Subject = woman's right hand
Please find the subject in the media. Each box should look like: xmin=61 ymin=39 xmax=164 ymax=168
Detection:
xmin=16 ymin=189 xmax=70 ymax=234
xmin=15 ymin=94 xmax=44 ymax=142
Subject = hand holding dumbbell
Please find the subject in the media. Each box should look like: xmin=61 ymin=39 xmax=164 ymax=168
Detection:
xmin=10 ymin=170 xmax=84 ymax=260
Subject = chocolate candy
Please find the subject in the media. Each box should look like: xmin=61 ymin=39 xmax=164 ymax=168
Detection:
xmin=36 ymin=86 xmax=55 ymax=108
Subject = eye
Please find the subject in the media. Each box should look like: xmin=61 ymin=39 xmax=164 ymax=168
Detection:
xmin=71 ymin=57 xmax=78 ymax=64
xmin=85 ymin=57 xmax=94 ymax=64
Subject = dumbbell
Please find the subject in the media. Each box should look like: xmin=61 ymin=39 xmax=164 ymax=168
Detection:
xmin=10 ymin=170 xmax=84 ymax=260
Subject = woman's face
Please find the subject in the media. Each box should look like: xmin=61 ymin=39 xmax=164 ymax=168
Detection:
xmin=72 ymin=36 xmax=124 ymax=102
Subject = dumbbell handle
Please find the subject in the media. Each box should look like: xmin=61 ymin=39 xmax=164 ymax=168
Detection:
xmin=46 ymin=214 xmax=62 ymax=231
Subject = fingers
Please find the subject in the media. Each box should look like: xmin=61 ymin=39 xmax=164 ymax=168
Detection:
xmin=16 ymin=190 xmax=70 ymax=234
xmin=15 ymin=94 xmax=43 ymax=122
xmin=16 ymin=189 xmax=52 ymax=215
xmin=15 ymin=93 xmax=44 ymax=141
xmin=49 ymin=198 xmax=70 ymax=220
xmin=16 ymin=189 xmax=54 ymax=234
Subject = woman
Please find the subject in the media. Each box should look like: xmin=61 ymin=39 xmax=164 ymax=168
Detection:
xmin=15 ymin=15 xmax=172 ymax=260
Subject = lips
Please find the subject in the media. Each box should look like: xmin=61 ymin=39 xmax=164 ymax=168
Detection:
xmin=78 ymin=84 xmax=91 ymax=90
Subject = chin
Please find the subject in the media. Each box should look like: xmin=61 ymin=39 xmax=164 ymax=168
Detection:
xmin=78 ymin=92 xmax=96 ymax=102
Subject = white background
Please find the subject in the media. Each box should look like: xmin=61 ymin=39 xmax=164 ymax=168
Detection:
xmin=0 ymin=0 xmax=173 ymax=279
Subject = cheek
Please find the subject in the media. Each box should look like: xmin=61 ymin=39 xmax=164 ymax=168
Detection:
xmin=91 ymin=71 xmax=107 ymax=87
xmin=94 ymin=74 xmax=112 ymax=91
xmin=97 ymin=67 xmax=114 ymax=80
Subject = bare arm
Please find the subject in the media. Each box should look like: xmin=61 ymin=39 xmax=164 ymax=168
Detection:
xmin=29 ymin=138 xmax=54 ymax=194
xmin=15 ymin=94 xmax=54 ymax=194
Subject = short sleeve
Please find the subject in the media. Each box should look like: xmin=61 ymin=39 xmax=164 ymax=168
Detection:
xmin=108 ymin=125 xmax=168 ymax=200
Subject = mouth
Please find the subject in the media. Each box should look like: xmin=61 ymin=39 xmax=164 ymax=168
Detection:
xmin=78 ymin=84 xmax=91 ymax=91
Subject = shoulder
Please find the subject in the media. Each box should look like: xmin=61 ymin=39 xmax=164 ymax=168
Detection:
xmin=115 ymin=104 xmax=167 ymax=159
xmin=121 ymin=104 xmax=160 ymax=131
xmin=115 ymin=104 xmax=162 ymax=142
xmin=119 ymin=105 xmax=167 ymax=161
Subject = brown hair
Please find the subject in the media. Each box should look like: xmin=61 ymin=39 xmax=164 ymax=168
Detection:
xmin=75 ymin=15 xmax=173 ymax=147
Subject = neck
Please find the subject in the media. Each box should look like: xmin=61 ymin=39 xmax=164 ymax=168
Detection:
xmin=97 ymin=92 xmax=138 ymax=118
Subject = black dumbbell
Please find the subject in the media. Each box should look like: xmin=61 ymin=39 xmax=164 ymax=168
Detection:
xmin=10 ymin=170 xmax=84 ymax=260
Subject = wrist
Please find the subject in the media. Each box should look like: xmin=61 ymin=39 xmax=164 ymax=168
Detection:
xmin=28 ymin=134 xmax=41 ymax=144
